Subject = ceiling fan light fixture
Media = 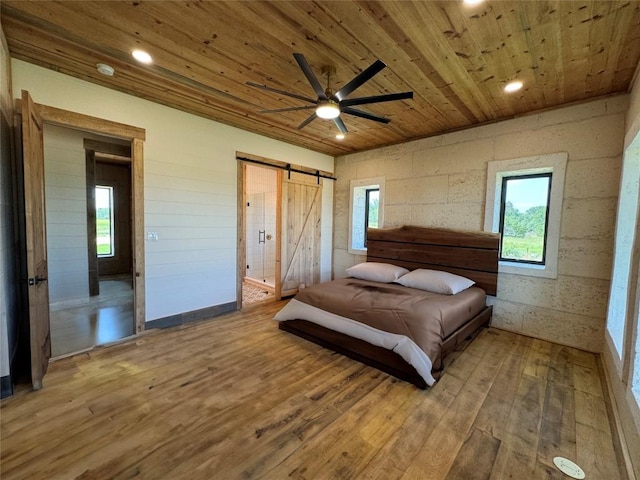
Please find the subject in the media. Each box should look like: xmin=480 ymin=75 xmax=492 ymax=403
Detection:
xmin=335 ymin=133 xmax=345 ymax=140
xmin=316 ymin=100 xmax=340 ymax=119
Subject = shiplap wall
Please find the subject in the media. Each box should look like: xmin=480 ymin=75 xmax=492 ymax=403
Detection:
xmin=11 ymin=60 xmax=333 ymax=322
xmin=43 ymin=125 xmax=90 ymax=305
xmin=334 ymin=95 xmax=627 ymax=353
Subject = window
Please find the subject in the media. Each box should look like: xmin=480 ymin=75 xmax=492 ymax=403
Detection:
xmin=606 ymin=135 xmax=640 ymax=371
xmin=364 ymin=188 xmax=379 ymax=245
xmin=484 ymin=153 xmax=567 ymax=279
xmin=349 ymin=177 xmax=385 ymax=254
xmin=499 ymin=173 xmax=552 ymax=264
xmin=95 ymin=185 xmax=115 ymax=257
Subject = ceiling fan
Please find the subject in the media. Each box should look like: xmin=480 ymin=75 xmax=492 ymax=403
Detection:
xmin=247 ymin=53 xmax=413 ymax=134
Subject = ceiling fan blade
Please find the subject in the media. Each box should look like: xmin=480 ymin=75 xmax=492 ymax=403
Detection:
xmin=341 ymin=91 xmax=413 ymax=107
xmin=246 ymin=81 xmax=317 ymax=105
xmin=334 ymin=60 xmax=386 ymax=101
xmin=333 ymin=117 xmax=348 ymax=134
xmin=259 ymin=105 xmax=317 ymax=113
xmin=297 ymin=112 xmax=317 ymax=130
xmin=293 ymin=53 xmax=327 ymax=100
xmin=342 ymin=107 xmax=390 ymax=124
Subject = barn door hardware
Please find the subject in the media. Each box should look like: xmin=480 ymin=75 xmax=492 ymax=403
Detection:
xmin=236 ymin=155 xmax=336 ymax=181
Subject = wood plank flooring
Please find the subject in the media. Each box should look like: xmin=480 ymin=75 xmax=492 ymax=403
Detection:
xmin=49 ymin=275 xmax=134 ymax=357
xmin=0 ymin=300 xmax=627 ymax=479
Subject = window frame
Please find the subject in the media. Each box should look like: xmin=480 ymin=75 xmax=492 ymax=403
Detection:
xmin=348 ymin=177 xmax=385 ymax=255
xmin=364 ymin=187 xmax=380 ymax=247
xmin=95 ymin=184 xmax=115 ymax=258
xmin=498 ymin=172 xmax=552 ymax=265
xmin=484 ymin=153 xmax=567 ymax=280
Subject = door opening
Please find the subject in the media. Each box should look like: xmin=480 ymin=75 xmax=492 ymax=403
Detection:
xmin=47 ymin=132 xmax=135 ymax=357
xmin=242 ymin=164 xmax=278 ymax=306
xmin=236 ymin=153 xmax=324 ymax=308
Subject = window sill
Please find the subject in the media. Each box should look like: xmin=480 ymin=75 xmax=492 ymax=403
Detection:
xmin=498 ymin=260 xmax=557 ymax=279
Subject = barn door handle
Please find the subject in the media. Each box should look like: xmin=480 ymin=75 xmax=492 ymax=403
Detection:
xmin=258 ymin=230 xmax=265 ymax=244
xmin=28 ymin=276 xmax=48 ymax=286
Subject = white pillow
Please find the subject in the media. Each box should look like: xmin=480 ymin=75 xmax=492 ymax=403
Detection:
xmin=395 ymin=269 xmax=475 ymax=295
xmin=345 ymin=262 xmax=409 ymax=283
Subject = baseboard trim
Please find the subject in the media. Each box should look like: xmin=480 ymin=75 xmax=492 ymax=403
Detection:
xmin=243 ymin=276 xmax=275 ymax=292
xmin=599 ymin=353 xmax=637 ymax=480
xmin=146 ymin=301 xmax=237 ymax=330
xmin=1 ymin=375 xmax=13 ymax=399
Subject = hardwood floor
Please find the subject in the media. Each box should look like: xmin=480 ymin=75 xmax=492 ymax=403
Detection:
xmin=49 ymin=275 xmax=134 ymax=357
xmin=0 ymin=300 xmax=626 ymax=479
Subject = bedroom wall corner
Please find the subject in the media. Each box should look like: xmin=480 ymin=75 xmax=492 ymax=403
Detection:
xmin=333 ymin=95 xmax=627 ymax=354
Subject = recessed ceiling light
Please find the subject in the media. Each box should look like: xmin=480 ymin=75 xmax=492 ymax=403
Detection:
xmin=335 ymin=133 xmax=345 ymax=140
xmin=504 ymin=80 xmax=523 ymax=93
xmin=96 ymin=63 xmax=115 ymax=77
xmin=132 ymin=49 xmax=153 ymax=64
xmin=463 ymin=0 xmax=484 ymax=5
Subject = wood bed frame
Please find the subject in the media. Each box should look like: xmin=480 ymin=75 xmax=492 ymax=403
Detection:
xmin=278 ymin=226 xmax=500 ymax=389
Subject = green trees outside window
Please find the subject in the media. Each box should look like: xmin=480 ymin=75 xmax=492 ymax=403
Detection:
xmin=96 ymin=185 xmax=114 ymax=257
xmin=499 ymin=174 xmax=551 ymax=264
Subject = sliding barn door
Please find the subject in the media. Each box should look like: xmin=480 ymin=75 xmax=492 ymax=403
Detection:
xmin=21 ymin=90 xmax=51 ymax=390
xmin=279 ymin=177 xmax=322 ymax=297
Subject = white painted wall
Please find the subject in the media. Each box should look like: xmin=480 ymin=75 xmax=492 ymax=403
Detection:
xmin=12 ymin=59 xmax=333 ymax=322
xmin=334 ymin=95 xmax=627 ymax=354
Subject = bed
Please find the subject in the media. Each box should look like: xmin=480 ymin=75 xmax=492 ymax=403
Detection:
xmin=274 ymin=225 xmax=500 ymax=389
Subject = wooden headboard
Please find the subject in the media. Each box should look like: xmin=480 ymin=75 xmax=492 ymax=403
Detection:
xmin=366 ymin=226 xmax=500 ymax=296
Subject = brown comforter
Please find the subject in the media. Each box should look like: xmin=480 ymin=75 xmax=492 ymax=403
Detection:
xmin=293 ymin=278 xmax=486 ymax=372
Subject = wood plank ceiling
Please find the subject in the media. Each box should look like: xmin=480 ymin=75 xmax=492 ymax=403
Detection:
xmin=2 ymin=1 xmax=640 ymax=156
